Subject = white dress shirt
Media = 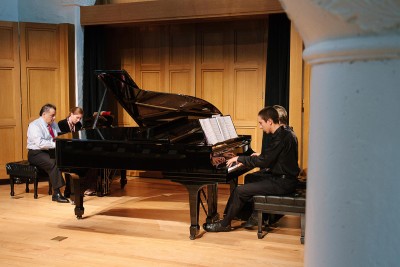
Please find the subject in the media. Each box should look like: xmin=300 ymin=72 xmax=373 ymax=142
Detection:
xmin=27 ymin=117 xmax=61 ymax=150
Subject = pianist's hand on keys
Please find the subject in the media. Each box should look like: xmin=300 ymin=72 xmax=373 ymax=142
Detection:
xmin=227 ymin=162 xmax=243 ymax=173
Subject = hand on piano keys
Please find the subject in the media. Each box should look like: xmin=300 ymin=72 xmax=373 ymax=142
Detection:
xmin=227 ymin=161 xmax=243 ymax=173
xmin=226 ymin=156 xmax=239 ymax=167
xmin=211 ymin=156 xmax=226 ymax=167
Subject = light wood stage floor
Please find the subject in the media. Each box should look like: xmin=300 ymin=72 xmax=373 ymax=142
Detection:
xmin=0 ymin=176 xmax=304 ymax=266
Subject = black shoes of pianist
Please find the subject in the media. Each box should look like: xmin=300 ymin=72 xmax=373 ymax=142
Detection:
xmin=243 ymin=213 xmax=259 ymax=229
xmin=203 ymin=221 xmax=231 ymax=232
xmin=243 ymin=212 xmax=284 ymax=229
xmin=52 ymin=189 xmax=70 ymax=203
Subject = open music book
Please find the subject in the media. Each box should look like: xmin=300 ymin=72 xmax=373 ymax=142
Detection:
xmin=199 ymin=115 xmax=238 ymax=145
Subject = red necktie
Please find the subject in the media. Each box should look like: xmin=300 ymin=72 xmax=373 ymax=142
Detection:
xmin=47 ymin=124 xmax=55 ymax=138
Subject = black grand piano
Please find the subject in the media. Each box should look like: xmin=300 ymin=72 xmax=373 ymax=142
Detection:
xmin=55 ymin=70 xmax=253 ymax=239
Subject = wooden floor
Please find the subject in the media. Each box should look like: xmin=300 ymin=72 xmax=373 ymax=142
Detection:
xmin=0 ymin=176 xmax=304 ymax=266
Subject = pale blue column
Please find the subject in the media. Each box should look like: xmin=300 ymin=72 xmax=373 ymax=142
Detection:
xmin=279 ymin=1 xmax=400 ymax=266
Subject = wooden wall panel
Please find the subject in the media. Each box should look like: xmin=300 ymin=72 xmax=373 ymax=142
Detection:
xmin=104 ymin=19 xmax=267 ymax=151
xmin=201 ymin=71 xmax=224 ymax=112
xmin=170 ymin=71 xmax=191 ymax=95
xmin=20 ymin=23 xmax=71 ymax=158
xmin=0 ymin=26 xmax=14 ymax=63
xmin=197 ymin=20 xmax=267 ymax=151
xmin=136 ymin=26 xmax=165 ymax=92
xmin=0 ymin=22 xmax=21 ymax=178
xmin=20 ymin=23 xmax=60 ymax=156
xmin=169 ymin=26 xmax=194 ymax=66
xmin=231 ymin=21 xmax=266 ymax=150
xmin=0 ymin=21 xmax=73 ymax=180
xmin=25 ymin=29 xmax=58 ymax=63
xmin=26 ymin=69 xmax=58 ymax=118
xmin=0 ymin=128 xmax=17 ymax=163
xmin=235 ymin=30 xmax=261 ymax=63
xmin=289 ymin=23 xmax=306 ymax=171
xmin=201 ymin=32 xmax=224 ymax=65
xmin=141 ymin=33 xmax=162 ymax=66
xmin=233 ymin=70 xmax=259 ymax=120
xmin=196 ymin=26 xmax=227 ymax=114
xmin=141 ymin=71 xmax=161 ymax=92
xmin=0 ymin=69 xmax=16 ymax=120
xmin=168 ymin=25 xmax=195 ymax=95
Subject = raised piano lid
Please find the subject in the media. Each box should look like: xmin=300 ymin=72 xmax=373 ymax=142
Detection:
xmin=95 ymin=70 xmax=222 ymax=127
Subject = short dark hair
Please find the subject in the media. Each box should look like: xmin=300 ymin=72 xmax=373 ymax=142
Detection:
xmin=39 ymin=103 xmax=56 ymax=116
xmin=273 ymin=105 xmax=288 ymax=125
xmin=258 ymin=106 xmax=279 ymax=124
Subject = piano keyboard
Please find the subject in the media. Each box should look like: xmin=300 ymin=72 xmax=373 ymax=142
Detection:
xmin=228 ymin=163 xmax=243 ymax=173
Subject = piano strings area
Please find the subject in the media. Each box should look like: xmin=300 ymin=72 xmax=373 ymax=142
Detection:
xmin=0 ymin=176 xmax=304 ymax=266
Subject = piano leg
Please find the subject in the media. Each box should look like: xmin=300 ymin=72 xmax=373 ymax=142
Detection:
xmin=206 ymin=184 xmax=220 ymax=223
xmin=180 ymin=183 xmax=204 ymax=240
xmin=120 ymin=169 xmax=127 ymax=189
xmin=70 ymin=173 xmax=85 ymax=219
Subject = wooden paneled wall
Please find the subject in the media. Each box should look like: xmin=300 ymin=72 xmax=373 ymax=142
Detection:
xmin=0 ymin=22 xmax=22 ymax=178
xmin=19 ymin=23 xmax=73 ymax=156
xmin=0 ymin=22 xmax=73 ymax=179
xmin=104 ymin=19 xmax=267 ymax=151
xmin=289 ymin=23 xmax=309 ymax=173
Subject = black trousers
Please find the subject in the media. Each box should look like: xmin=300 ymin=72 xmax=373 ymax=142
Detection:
xmin=28 ymin=150 xmax=65 ymax=190
xmin=221 ymin=171 xmax=297 ymax=226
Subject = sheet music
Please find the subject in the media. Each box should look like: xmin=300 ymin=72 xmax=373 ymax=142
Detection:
xmin=199 ymin=115 xmax=238 ymax=145
xmin=199 ymin=119 xmax=219 ymax=145
xmin=217 ymin=116 xmax=238 ymax=139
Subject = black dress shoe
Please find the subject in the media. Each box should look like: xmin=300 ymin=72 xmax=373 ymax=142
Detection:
xmin=243 ymin=213 xmax=258 ymax=229
xmin=52 ymin=192 xmax=70 ymax=203
xmin=203 ymin=221 xmax=231 ymax=232
xmin=268 ymin=214 xmax=284 ymax=227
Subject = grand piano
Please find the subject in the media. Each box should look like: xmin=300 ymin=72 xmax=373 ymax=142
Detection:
xmin=55 ymin=70 xmax=253 ymax=239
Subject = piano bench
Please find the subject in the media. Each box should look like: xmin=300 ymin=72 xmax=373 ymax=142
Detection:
xmin=6 ymin=160 xmax=52 ymax=199
xmin=253 ymin=181 xmax=306 ymax=244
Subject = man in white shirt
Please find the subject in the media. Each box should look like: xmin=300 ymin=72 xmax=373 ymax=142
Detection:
xmin=27 ymin=103 xmax=69 ymax=203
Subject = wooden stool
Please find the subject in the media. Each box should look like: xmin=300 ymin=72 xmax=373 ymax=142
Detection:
xmin=6 ymin=160 xmax=52 ymax=199
xmin=253 ymin=180 xmax=306 ymax=244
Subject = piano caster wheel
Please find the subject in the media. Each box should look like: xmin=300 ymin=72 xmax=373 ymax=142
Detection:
xmin=75 ymin=207 xmax=84 ymax=219
xmin=189 ymin=225 xmax=199 ymax=240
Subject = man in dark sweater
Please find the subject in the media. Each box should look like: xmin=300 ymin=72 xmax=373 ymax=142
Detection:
xmin=203 ymin=106 xmax=300 ymax=232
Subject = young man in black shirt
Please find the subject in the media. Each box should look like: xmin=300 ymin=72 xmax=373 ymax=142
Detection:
xmin=203 ymin=106 xmax=300 ymax=232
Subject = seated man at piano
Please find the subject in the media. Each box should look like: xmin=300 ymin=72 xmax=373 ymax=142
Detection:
xmin=27 ymin=103 xmax=69 ymax=203
xmin=239 ymin=104 xmax=291 ymax=227
xmin=203 ymin=106 xmax=300 ymax=232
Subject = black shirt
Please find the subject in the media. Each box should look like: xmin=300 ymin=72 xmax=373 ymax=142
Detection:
xmin=237 ymin=125 xmax=300 ymax=177
xmin=58 ymin=118 xmax=82 ymax=134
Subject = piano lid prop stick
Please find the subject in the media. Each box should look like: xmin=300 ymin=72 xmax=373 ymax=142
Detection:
xmin=92 ymin=88 xmax=108 ymax=129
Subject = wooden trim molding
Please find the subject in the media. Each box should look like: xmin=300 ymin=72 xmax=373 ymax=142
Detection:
xmin=81 ymin=0 xmax=283 ymax=25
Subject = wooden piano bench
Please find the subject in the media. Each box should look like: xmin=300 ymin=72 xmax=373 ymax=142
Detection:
xmin=6 ymin=160 xmax=52 ymax=199
xmin=253 ymin=180 xmax=306 ymax=244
